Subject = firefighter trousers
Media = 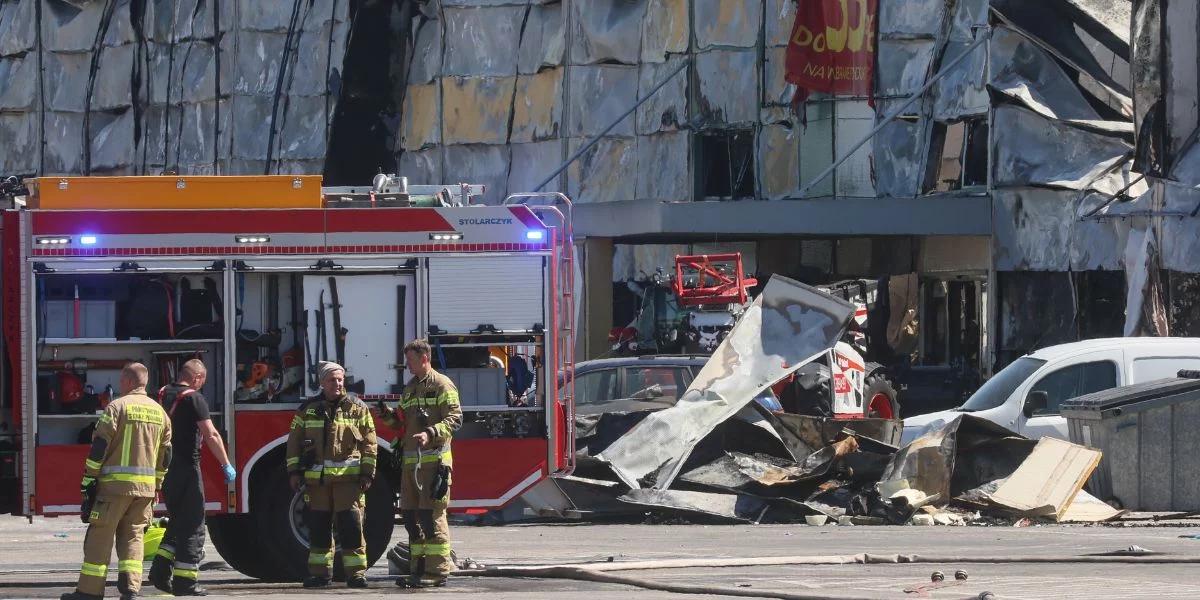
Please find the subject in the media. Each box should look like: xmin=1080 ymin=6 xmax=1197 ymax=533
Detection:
xmin=303 ymin=481 xmax=367 ymax=579
xmin=76 ymin=494 xmax=154 ymax=596
xmin=151 ymin=466 xmax=206 ymax=588
xmin=400 ymin=464 xmax=452 ymax=578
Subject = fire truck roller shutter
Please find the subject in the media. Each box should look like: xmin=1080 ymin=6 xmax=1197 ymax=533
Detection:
xmin=426 ymin=256 xmax=546 ymax=334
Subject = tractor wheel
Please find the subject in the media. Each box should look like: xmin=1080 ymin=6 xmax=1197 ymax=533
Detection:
xmin=864 ymin=372 xmax=899 ymax=419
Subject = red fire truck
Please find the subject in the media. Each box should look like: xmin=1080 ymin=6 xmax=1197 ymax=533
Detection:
xmin=0 ymin=175 xmax=575 ymax=579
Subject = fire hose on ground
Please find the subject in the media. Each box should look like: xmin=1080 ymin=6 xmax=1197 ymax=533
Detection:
xmin=453 ymin=552 xmax=1200 ymax=600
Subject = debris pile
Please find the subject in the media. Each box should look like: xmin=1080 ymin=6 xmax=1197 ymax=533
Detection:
xmin=545 ymin=276 xmax=1119 ymax=526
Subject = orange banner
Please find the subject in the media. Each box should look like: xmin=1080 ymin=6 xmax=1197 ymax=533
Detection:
xmin=785 ymin=0 xmax=878 ymax=103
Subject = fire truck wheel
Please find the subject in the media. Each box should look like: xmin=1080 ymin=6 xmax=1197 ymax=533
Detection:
xmin=208 ymin=514 xmax=277 ymax=580
xmin=864 ymin=373 xmax=899 ymax=419
xmin=244 ymin=453 xmax=397 ymax=581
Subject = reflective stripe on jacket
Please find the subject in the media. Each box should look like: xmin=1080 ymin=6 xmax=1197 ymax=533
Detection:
xmin=382 ymin=369 xmax=462 ymax=467
xmin=285 ymin=394 xmax=377 ymax=483
xmin=86 ymin=388 xmax=173 ymax=497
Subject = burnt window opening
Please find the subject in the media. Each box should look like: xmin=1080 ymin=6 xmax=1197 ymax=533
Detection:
xmin=696 ymin=130 xmax=756 ymax=201
xmin=323 ymin=0 xmax=412 ymax=185
xmin=919 ymin=276 xmax=984 ymax=369
xmin=922 ymin=119 xmax=988 ymax=193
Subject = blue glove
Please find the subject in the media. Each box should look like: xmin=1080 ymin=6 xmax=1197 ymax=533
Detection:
xmin=222 ymin=463 xmax=237 ymax=483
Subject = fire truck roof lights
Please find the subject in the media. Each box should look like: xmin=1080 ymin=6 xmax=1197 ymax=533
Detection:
xmin=430 ymin=233 xmax=463 ymax=241
xmin=80 ymin=235 xmax=98 ymax=245
xmin=235 ymin=235 xmax=271 ymax=244
xmin=35 ymin=236 xmax=71 ymax=245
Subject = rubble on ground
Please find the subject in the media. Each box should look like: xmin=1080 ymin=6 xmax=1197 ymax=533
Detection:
xmin=531 ymin=276 xmax=1121 ymax=526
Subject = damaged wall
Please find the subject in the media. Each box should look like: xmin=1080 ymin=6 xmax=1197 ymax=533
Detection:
xmin=0 ymin=0 xmax=364 ymax=178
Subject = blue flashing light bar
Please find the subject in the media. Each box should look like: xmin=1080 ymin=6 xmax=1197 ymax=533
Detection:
xmin=80 ymin=235 xmax=98 ymax=245
xmin=525 ymin=230 xmax=545 ymax=241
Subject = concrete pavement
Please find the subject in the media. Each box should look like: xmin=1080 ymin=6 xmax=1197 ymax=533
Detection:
xmin=2 ymin=517 xmax=1200 ymax=599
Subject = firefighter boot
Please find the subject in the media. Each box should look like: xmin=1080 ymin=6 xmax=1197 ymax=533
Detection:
xmin=172 ymin=579 xmax=209 ymax=596
xmin=117 ymin=571 xmax=140 ymax=600
xmin=60 ymin=592 xmax=103 ymax=600
xmin=396 ymin=558 xmax=425 ymax=588
xmin=148 ymin=556 xmax=173 ymax=594
xmin=303 ymin=576 xmax=332 ymax=589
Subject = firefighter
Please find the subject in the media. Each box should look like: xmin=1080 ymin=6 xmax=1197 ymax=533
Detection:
xmin=380 ymin=339 xmax=463 ymax=588
xmin=286 ymin=361 xmax=377 ymax=589
xmin=149 ymin=359 xmax=236 ymax=596
xmin=64 ymin=363 xmax=172 ymax=600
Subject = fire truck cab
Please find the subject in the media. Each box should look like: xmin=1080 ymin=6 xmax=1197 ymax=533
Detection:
xmin=0 ymin=175 xmax=575 ymax=580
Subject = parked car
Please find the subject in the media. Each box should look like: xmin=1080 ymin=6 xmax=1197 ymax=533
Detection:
xmin=563 ymin=355 xmax=782 ymax=416
xmin=902 ymin=337 xmax=1200 ymax=443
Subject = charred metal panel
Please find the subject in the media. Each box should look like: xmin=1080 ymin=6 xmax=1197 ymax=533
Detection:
xmin=599 ymin=276 xmax=854 ymax=489
xmin=762 ymin=46 xmax=793 ymax=107
xmin=409 ymin=17 xmax=443 ymax=85
xmin=758 ymin=123 xmax=799 ymax=200
xmin=567 ymin=65 xmax=638 ymax=137
xmin=1131 ymin=0 xmax=1165 ymax=175
xmin=995 ymin=272 xmax=1079 ymax=367
xmin=508 ymin=140 xmax=563 ymax=197
xmin=765 ymin=0 xmax=797 ymax=47
xmin=570 ymin=1 xmax=644 ymax=66
xmin=517 ymin=3 xmax=565 ymax=75
xmin=443 ymin=6 xmax=524 ymax=77
xmin=441 ymin=76 xmax=516 ymax=145
xmin=992 ymin=104 xmax=1135 ymax=195
xmin=950 ymin=0 xmax=989 ymax=42
xmin=1072 ymin=193 xmax=1123 ymax=271
xmin=511 ymin=68 xmax=564 ymax=144
xmin=695 ymin=49 xmax=758 ymax=126
xmin=876 ymin=39 xmax=936 ymax=97
xmin=1163 ymin=2 xmax=1199 ymax=165
xmin=276 ymin=96 xmax=327 ymax=160
xmin=992 ymin=188 xmax=1074 ymax=271
xmin=443 ymin=143 xmax=511 ymax=205
xmin=641 ymin=0 xmax=689 ymax=63
xmin=397 ymin=147 xmax=442 ymax=185
xmin=0 ymin=56 xmax=36 ymax=111
xmin=834 ymin=100 xmax=876 ymax=198
xmin=401 ymin=83 xmax=441 ymax=151
xmin=933 ymin=40 xmax=988 ymax=119
xmin=879 ymin=0 xmax=943 ymax=37
xmin=872 ymin=99 xmax=924 ymax=199
xmin=566 ymin=136 xmax=636 ymax=204
xmin=43 ymin=112 xmax=85 ymax=174
xmin=636 ymin=131 xmax=690 ymax=202
xmin=990 ymin=27 xmax=1103 ymax=122
xmin=1160 ymin=187 xmax=1200 ymax=273
xmin=0 ymin=113 xmax=34 ymax=172
xmin=695 ymin=0 xmax=762 ymax=50
xmin=0 ymin=0 xmax=35 ymax=56
xmin=636 ymin=56 xmax=688 ymax=134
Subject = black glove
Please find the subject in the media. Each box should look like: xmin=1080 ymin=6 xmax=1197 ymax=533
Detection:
xmin=430 ymin=464 xmax=450 ymax=501
xmin=80 ymin=477 xmax=97 ymax=524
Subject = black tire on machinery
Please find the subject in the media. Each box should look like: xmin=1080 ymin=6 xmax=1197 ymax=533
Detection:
xmin=863 ymin=370 xmax=900 ymax=418
xmin=248 ymin=452 xmax=397 ymax=582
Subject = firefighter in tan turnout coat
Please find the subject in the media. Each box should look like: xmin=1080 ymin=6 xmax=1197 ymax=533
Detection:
xmin=286 ymin=361 xmax=377 ymax=589
xmin=64 ymin=363 xmax=172 ymax=600
xmin=381 ymin=339 xmax=463 ymax=588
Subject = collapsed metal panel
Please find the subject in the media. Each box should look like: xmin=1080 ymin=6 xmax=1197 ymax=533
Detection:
xmin=641 ymin=0 xmax=689 ymax=63
xmin=695 ymin=49 xmax=758 ymax=126
xmin=635 ymin=131 xmax=690 ymax=202
xmin=694 ymin=0 xmax=762 ymax=50
xmin=599 ymin=276 xmax=854 ymax=489
xmin=511 ymin=68 xmax=564 ymax=143
xmin=567 ymin=65 xmax=638 ymax=137
xmin=871 ymin=98 xmax=924 ymax=199
xmin=992 ymin=188 xmax=1075 ymax=271
xmin=758 ymin=124 xmax=799 ymax=200
xmin=409 ymin=17 xmax=443 ymax=85
xmin=518 ymin=3 xmax=565 ymax=75
xmin=569 ymin=1 xmax=644 ymax=66
xmin=566 ymin=136 xmax=637 ymax=204
xmin=992 ymin=104 xmax=1135 ymax=195
xmin=443 ymin=6 xmax=524 ymax=77
xmin=636 ymin=57 xmax=688 ymax=135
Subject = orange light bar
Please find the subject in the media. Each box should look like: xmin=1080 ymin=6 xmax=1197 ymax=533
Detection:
xmin=29 ymin=175 xmax=323 ymax=210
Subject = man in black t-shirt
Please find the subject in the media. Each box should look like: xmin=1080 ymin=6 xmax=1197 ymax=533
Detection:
xmin=148 ymin=359 xmax=236 ymax=596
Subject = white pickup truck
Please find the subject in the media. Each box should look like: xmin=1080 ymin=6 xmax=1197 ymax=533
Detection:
xmin=902 ymin=337 xmax=1200 ymax=444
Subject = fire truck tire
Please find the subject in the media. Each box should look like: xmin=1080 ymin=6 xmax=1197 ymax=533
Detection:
xmin=242 ymin=454 xmax=397 ymax=581
xmin=208 ymin=514 xmax=277 ymax=580
xmin=864 ymin=372 xmax=899 ymax=419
